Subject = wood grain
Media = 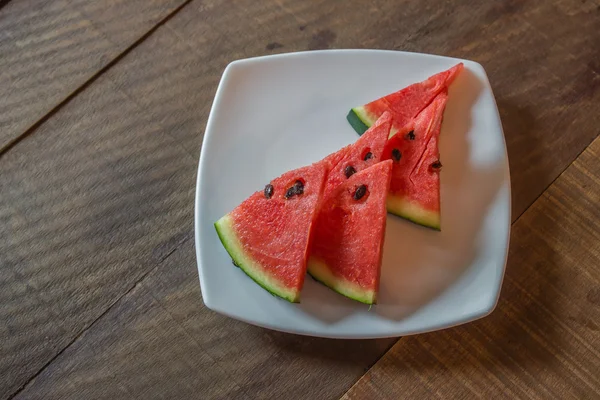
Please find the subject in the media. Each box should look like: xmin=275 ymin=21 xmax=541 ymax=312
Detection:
xmin=0 ymin=72 xmax=197 ymax=397
xmin=0 ymin=0 xmax=186 ymax=151
xmin=342 ymin=136 xmax=600 ymax=399
xmin=1 ymin=0 xmax=599 ymax=399
xmin=11 ymin=243 xmax=250 ymax=400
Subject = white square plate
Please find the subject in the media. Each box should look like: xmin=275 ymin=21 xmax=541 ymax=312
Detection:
xmin=195 ymin=50 xmax=510 ymax=339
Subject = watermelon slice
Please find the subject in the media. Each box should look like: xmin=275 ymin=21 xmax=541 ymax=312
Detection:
xmin=308 ymin=160 xmax=393 ymax=304
xmin=322 ymin=111 xmax=392 ymax=200
xmin=383 ymin=90 xmax=448 ymax=230
xmin=347 ymin=63 xmax=463 ymax=137
xmin=214 ymin=162 xmax=328 ymax=302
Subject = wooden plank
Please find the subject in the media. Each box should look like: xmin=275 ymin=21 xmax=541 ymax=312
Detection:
xmin=0 ymin=73 xmax=197 ymax=397
xmin=342 ymin=135 xmax=600 ymax=399
xmin=0 ymin=0 xmax=186 ymax=151
xmin=2 ymin=0 xmax=599 ymax=398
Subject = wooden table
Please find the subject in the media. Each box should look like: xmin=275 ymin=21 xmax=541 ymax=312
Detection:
xmin=1 ymin=1 xmax=599 ymax=398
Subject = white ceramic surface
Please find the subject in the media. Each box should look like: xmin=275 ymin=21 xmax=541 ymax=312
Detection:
xmin=195 ymin=50 xmax=511 ymax=339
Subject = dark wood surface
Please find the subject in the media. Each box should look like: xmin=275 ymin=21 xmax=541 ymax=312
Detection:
xmin=0 ymin=0 xmax=186 ymax=152
xmin=343 ymin=136 xmax=600 ymax=399
xmin=1 ymin=0 xmax=598 ymax=399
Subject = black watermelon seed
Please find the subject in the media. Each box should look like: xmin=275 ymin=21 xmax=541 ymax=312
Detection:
xmin=363 ymin=151 xmax=373 ymax=161
xmin=354 ymin=185 xmax=367 ymax=200
xmin=293 ymin=180 xmax=304 ymax=195
xmin=405 ymin=130 xmax=416 ymax=140
xmin=264 ymin=184 xmax=274 ymax=199
xmin=391 ymin=148 xmax=402 ymax=161
xmin=431 ymin=160 xmax=443 ymax=170
xmin=285 ymin=187 xmax=296 ymax=199
xmin=284 ymin=180 xmax=304 ymax=199
xmin=344 ymin=165 xmax=357 ymax=178
xmin=232 ymin=259 xmax=240 ymax=267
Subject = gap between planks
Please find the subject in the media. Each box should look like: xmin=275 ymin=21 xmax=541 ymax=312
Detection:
xmin=0 ymin=0 xmax=194 ymax=158
xmin=6 ymin=233 xmax=194 ymax=400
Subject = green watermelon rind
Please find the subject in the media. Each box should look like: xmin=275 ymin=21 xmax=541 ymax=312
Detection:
xmin=348 ymin=107 xmax=402 ymax=139
xmin=346 ymin=107 xmax=375 ymax=136
xmin=387 ymin=194 xmax=441 ymax=231
xmin=214 ymin=215 xmax=300 ymax=303
xmin=307 ymin=257 xmax=377 ymax=305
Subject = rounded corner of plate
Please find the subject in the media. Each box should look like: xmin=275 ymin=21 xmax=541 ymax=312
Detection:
xmin=479 ymin=294 xmax=501 ymax=320
xmin=200 ymin=292 xmax=219 ymax=314
xmin=221 ymin=58 xmax=249 ymax=81
xmin=464 ymin=59 xmax=488 ymax=77
xmin=223 ymin=59 xmax=241 ymax=72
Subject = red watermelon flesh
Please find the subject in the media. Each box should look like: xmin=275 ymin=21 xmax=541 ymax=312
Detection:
xmin=322 ymin=111 xmax=392 ymax=201
xmin=410 ymin=122 xmax=442 ymax=215
xmin=383 ymin=90 xmax=448 ymax=230
xmin=308 ymin=160 xmax=393 ymax=304
xmin=347 ymin=63 xmax=463 ymax=137
xmin=214 ymin=162 xmax=328 ymax=302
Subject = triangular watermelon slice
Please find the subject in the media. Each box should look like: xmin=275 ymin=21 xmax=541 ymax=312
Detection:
xmin=347 ymin=63 xmax=463 ymax=137
xmin=214 ymin=162 xmax=328 ymax=302
xmin=308 ymin=160 xmax=393 ymax=304
xmin=321 ymin=111 xmax=392 ymax=200
xmin=383 ymin=90 xmax=448 ymax=230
